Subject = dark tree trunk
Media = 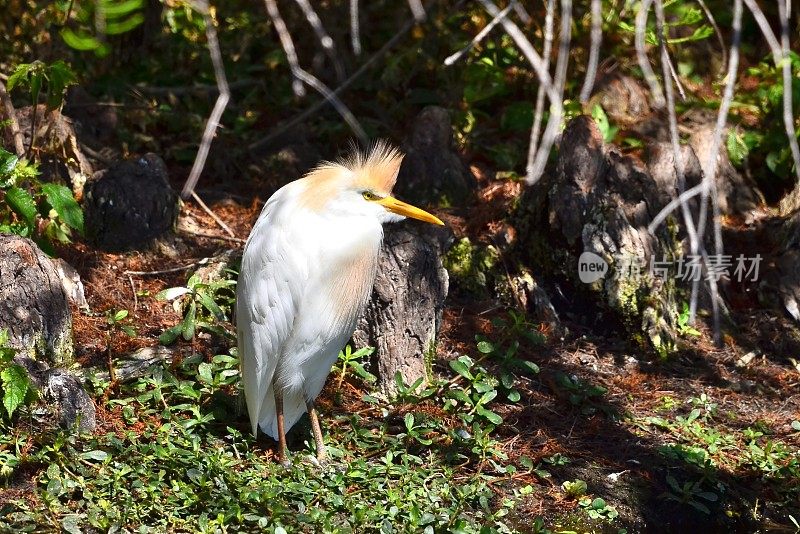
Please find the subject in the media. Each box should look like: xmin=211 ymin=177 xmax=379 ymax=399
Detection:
xmin=0 ymin=234 xmax=73 ymax=365
xmin=83 ymin=153 xmax=178 ymax=251
xmin=354 ymin=222 xmax=451 ymax=396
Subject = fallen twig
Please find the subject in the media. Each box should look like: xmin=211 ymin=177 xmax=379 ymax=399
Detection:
xmin=190 ymin=190 xmax=236 ymax=238
xmin=124 ymin=263 xmax=199 ymax=276
xmin=178 ymin=226 xmax=246 ymax=244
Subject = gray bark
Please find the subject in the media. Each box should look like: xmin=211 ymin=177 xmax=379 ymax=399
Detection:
xmin=353 ymin=221 xmax=451 ymax=396
xmin=83 ymin=153 xmax=178 ymax=251
xmin=0 ymin=234 xmax=73 ymax=365
xmin=394 ymin=106 xmax=477 ymax=206
xmin=16 ymin=357 xmax=95 ymax=432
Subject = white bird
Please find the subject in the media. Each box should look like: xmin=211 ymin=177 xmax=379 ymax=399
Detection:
xmin=236 ymin=142 xmax=443 ymax=463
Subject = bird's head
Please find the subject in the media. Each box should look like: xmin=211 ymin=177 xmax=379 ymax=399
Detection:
xmin=300 ymin=142 xmax=444 ymax=226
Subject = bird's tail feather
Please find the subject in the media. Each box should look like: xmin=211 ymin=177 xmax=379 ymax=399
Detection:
xmin=258 ymin=385 xmax=307 ymax=441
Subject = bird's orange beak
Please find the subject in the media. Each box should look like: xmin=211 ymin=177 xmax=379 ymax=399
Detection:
xmin=377 ymin=196 xmax=444 ymax=226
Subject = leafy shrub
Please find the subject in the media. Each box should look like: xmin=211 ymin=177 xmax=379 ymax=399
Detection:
xmin=0 ymin=330 xmax=37 ymax=422
xmin=0 ymin=147 xmax=84 ymax=252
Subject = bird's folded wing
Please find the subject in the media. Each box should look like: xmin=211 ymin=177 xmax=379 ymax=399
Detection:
xmin=236 ymin=202 xmax=307 ymax=437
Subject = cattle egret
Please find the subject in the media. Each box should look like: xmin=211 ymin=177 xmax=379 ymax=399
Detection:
xmin=236 ymin=142 xmax=443 ymax=463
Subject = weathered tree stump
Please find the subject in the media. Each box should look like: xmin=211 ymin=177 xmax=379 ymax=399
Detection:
xmin=394 ymin=106 xmax=477 ymax=206
xmin=16 ymin=357 xmax=96 ymax=432
xmin=514 ymin=111 xmax=773 ymax=352
xmin=2 ymin=105 xmax=94 ymax=196
xmin=83 ymin=153 xmax=178 ymax=251
xmin=353 ymin=221 xmax=451 ymax=396
xmin=516 ymin=117 xmax=690 ymax=353
xmin=0 ymin=234 xmax=73 ymax=365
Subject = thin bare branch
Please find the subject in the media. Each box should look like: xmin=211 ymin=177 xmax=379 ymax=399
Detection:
xmin=292 ymin=67 xmax=368 ymax=144
xmin=579 ymin=0 xmax=602 ymax=103
xmin=350 ymin=0 xmax=361 ymax=56
xmin=476 ymin=0 xmax=557 ymax=104
xmin=777 ymin=0 xmax=800 ymax=185
xmin=655 ymin=0 xmax=712 ymax=331
xmin=742 ymin=0 xmax=782 ymax=62
xmin=443 ymin=2 xmax=513 ymax=66
xmin=647 ymin=182 xmax=706 ymax=234
xmin=528 ymin=0 xmax=572 ymax=184
xmin=0 ymin=79 xmax=24 ymax=156
xmin=666 ymin=51 xmax=687 ymax=101
xmin=742 ymin=0 xmax=800 ymax=208
xmin=407 ymin=0 xmax=426 ymax=22
xmin=292 ymin=0 xmax=346 ymax=82
xmin=695 ymin=0 xmax=727 ymax=74
xmin=529 ymin=0 xmax=556 ymax=172
xmin=181 ymin=1 xmax=231 ymax=200
xmin=477 ymin=0 xmax=562 ymax=184
xmin=696 ymin=0 xmax=741 ymax=256
xmin=511 ymin=1 xmax=532 ymax=24
xmin=635 ymin=0 xmax=665 ymax=108
xmin=248 ymin=17 xmax=415 ymax=152
xmin=264 ymin=0 xmax=306 ymax=97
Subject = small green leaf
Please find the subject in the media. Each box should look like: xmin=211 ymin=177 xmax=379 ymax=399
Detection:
xmin=726 ymin=130 xmax=748 ymax=166
xmin=198 ymin=362 xmax=213 ymax=384
xmin=61 ymin=514 xmax=82 ymax=534
xmin=120 ymin=325 xmax=137 ymax=337
xmin=5 ymin=186 xmax=37 ymax=226
xmin=44 ymin=60 xmax=77 ymax=109
xmin=475 ymin=405 xmax=502 ymax=424
xmin=156 ymin=287 xmax=191 ymax=301
xmin=159 ymin=324 xmax=183 ymax=345
xmin=448 ymin=389 xmax=473 ymax=405
xmin=1 ymin=364 xmax=30 ymax=419
xmin=79 ymin=450 xmax=109 ymax=461
xmin=0 ymin=148 xmax=19 ymax=176
xmin=517 ymin=360 xmax=540 ymax=375
xmin=113 ymin=309 xmax=129 ymax=322
xmin=476 ymin=340 xmax=494 ymax=354
xmin=60 ymin=28 xmax=103 ymax=51
xmin=449 ymin=358 xmax=474 ymax=380
xmin=7 ymin=63 xmax=33 ymax=92
xmin=182 ymin=302 xmax=197 ymax=341
xmin=198 ymin=291 xmax=224 ymax=321
xmin=404 ymin=413 xmax=414 ymax=432
xmin=41 ymin=183 xmax=83 ymax=234
xmin=477 ymin=389 xmax=497 ymax=406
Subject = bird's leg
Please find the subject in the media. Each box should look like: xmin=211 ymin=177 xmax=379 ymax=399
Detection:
xmin=306 ymin=400 xmax=326 ymax=463
xmin=274 ymin=389 xmax=289 ymax=466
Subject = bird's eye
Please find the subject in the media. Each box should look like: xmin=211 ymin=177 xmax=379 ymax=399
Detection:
xmin=362 ymin=191 xmax=379 ymax=201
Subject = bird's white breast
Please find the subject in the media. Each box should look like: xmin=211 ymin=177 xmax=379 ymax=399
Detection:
xmin=266 ymin=182 xmax=383 ymax=395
